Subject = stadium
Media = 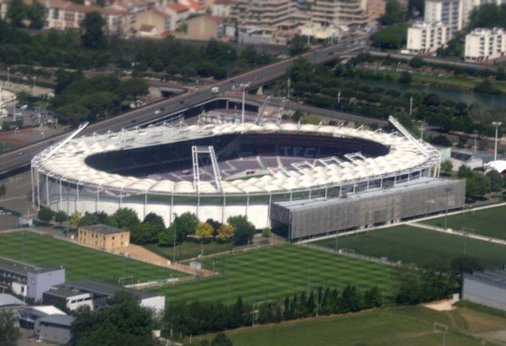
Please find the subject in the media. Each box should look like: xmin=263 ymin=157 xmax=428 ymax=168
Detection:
xmin=30 ymin=117 xmax=460 ymax=237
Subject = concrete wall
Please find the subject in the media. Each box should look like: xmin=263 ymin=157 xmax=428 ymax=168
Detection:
xmin=27 ymin=269 xmax=65 ymax=302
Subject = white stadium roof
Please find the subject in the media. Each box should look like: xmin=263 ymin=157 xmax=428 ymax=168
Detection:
xmin=33 ymin=122 xmax=439 ymax=196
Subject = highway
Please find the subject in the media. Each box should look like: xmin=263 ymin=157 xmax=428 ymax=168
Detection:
xmin=0 ymin=38 xmax=365 ymax=178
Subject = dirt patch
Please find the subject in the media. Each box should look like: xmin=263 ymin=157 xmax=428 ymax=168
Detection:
xmin=423 ymin=299 xmax=456 ymax=311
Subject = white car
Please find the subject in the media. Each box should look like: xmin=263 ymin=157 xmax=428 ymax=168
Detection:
xmin=154 ymin=110 xmax=161 ymax=115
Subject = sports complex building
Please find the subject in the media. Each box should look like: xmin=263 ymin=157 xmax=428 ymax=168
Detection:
xmin=31 ymin=116 xmax=465 ymax=239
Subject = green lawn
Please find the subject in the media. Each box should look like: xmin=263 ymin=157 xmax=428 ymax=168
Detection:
xmin=314 ymin=226 xmax=506 ymax=268
xmin=0 ymin=231 xmax=184 ymax=284
xmin=144 ymin=241 xmax=234 ymax=261
xmin=156 ymin=245 xmax=394 ymax=304
xmin=207 ymin=305 xmax=505 ymax=346
xmin=422 ymin=206 xmax=506 ymax=240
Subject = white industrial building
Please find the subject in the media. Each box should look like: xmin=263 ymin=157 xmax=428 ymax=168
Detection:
xmin=465 ymin=28 xmax=506 ymax=62
xmin=407 ymin=21 xmax=451 ymax=54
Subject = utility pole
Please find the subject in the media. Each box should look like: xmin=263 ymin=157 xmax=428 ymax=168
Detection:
xmin=337 ymin=91 xmax=341 ymax=104
xmin=473 ymin=130 xmax=478 ymax=155
xmin=409 ymin=96 xmax=413 ymax=117
xmin=172 ymin=213 xmax=177 ymax=264
xmin=287 ymin=78 xmax=291 ymax=100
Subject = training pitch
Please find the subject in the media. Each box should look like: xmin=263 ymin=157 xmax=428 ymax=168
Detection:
xmin=0 ymin=231 xmax=184 ymax=283
xmin=157 ymin=245 xmax=394 ymax=304
xmin=314 ymin=225 xmax=506 ymax=268
xmin=422 ymin=205 xmax=506 ymax=240
xmin=214 ymin=305 xmax=506 ymax=346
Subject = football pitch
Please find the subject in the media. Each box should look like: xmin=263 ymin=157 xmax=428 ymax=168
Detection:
xmin=157 ymin=245 xmax=395 ymax=304
xmin=0 ymin=231 xmax=184 ymax=283
xmin=422 ymin=205 xmax=506 ymax=240
xmin=314 ymin=225 xmax=506 ymax=268
xmin=215 ymin=305 xmax=506 ymax=346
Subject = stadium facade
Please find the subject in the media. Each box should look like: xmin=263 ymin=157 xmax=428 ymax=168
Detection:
xmin=31 ymin=118 xmax=451 ymax=236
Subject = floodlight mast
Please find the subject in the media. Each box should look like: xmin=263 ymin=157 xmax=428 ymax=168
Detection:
xmin=492 ymin=121 xmax=502 ymax=162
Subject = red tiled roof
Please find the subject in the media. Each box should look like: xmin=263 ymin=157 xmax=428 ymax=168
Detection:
xmin=169 ymin=2 xmax=189 ymax=13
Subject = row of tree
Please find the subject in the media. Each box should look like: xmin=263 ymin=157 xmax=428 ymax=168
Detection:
xmin=456 ymin=165 xmax=505 ymax=198
xmin=164 ymin=285 xmax=383 ymax=337
xmin=286 ymin=57 xmax=502 ymax=137
xmin=0 ymin=17 xmax=273 ymax=79
xmin=39 ymin=207 xmax=257 ymax=247
xmin=50 ymin=73 xmax=149 ymax=125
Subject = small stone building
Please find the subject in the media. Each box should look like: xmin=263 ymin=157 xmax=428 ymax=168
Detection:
xmin=77 ymin=224 xmax=130 ymax=250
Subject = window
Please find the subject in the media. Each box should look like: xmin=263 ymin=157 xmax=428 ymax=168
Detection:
xmin=53 ymin=8 xmax=59 ymax=19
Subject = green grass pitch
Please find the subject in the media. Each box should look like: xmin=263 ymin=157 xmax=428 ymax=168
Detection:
xmin=422 ymin=205 xmax=506 ymax=240
xmin=214 ymin=305 xmax=502 ymax=346
xmin=314 ymin=225 xmax=506 ymax=268
xmin=0 ymin=231 xmax=184 ymax=283
xmin=156 ymin=245 xmax=395 ymax=304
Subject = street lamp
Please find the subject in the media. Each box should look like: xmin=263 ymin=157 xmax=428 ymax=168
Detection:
xmin=172 ymin=213 xmax=177 ymax=264
xmin=239 ymin=83 xmax=250 ymax=124
xmin=492 ymin=121 xmax=502 ymax=161
xmin=444 ymin=187 xmax=451 ymax=230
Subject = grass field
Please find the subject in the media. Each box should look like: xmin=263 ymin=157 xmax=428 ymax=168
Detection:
xmin=314 ymin=226 xmax=506 ymax=268
xmin=422 ymin=205 xmax=506 ymax=240
xmin=156 ymin=245 xmax=395 ymax=304
xmin=0 ymin=231 xmax=184 ymax=283
xmin=200 ymin=305 xmax=506 ymax=346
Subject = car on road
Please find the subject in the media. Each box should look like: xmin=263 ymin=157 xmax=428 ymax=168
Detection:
xmin=154 ymin=110 xmax=161 ymax=115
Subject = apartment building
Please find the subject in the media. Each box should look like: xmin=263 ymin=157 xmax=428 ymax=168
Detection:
xmin=465 ymin=27 xmax=506 ymax=61
xmin=407 ymin=21 xmax=451 ymax=54
xmin=44 ymin=0 xmax=128 ymax=34
xmin=424 ymin=0 xmax=462 ymax=33
xmin=308 ymin=0 xmax=368 ymax=26
xmin=366 ymin=0 xmax=386 ymax=18
xmin=231 ymin=0 xmax=294 ymax=30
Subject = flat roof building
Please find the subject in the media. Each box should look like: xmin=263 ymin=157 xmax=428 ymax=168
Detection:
xmin=0 ymin=256 xmax=65 ymax=301
xmin=78 ymin=224 xmax=130 ymax=251
xmin=465 ymin=28 xmax=506 ymax=62
xmin=463 ymin=269 xmax=506 ymax=311
xmin=271 ymin=178 xmax=465 ymax=240
xmin=407 ymin=21 xmax=451 ymax=54
xmin=56 ymin=280 xmax=165 ymax=313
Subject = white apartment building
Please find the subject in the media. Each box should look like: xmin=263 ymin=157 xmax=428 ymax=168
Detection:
xmin=307 ymin=0 xmax=368 ymax=26
xmin=407 ymin=21 xmax=451 ymax=54
xmin=424 ymin=0 xmax=463 ymax=33
xmin=231 ymin=0 xmax=294 ymax=30
xmin=465 ymin=27 xmax=506 ymax=61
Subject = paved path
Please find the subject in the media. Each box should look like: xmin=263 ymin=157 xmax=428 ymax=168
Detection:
xmin=408 ymin=221 xmax=506 ymax=246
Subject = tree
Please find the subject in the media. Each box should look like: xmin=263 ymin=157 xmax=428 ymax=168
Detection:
xmin=38 ymin=206 xmax=54 ymax=222
xmin=72 ymin=293 xmax=158 ymax=346
xmin=158 ymin=227 xmax=175 ymax=247
xmin=144 ymin=212 xmax=165 ymax=227
xmin=206 ymin=218 xmax=222 ymax=238
xmin=195 ymin=222 xmax=213 ymax=240
xmin=370 ymin=22 xmax=408 ymax=49
xmin=54 ymin=210 xmax=68 ymax=225
xmin=69 ymin=211 xmax=82 ymax=227
xmin=398 ymin=71 xmax=412 ymax=84
xmin=450 ymin=255 xmax=483 ymax=290
xmin=0 ymin=311 xmax=20 ymax=346
xmin=27 ymin=1 xmax=45 ymax=29
xmin=466 ymin=172 xmax=491 ymax=197
xmin=380 ymin=0 xmax=405 ymax=25
xmin=6 ymin=0 xmax=26 ymax=27
xmin=288 ymin=35 xmax=309 ymax=56
xmin=228 ymin=215 xmax=255 ymax=245
xmin=211 ymin=333 xmax=233 ymax=346
xmin=118 ymin=78 xmax=149 ymax=106
xmin=0 ymin=184 xmax=6 ymax=197
xmin=171 ymin=212 xmax=199 ymax=242
xmin=217 ymin=224 xmax=234 ymax=241
xmin=364 ymin=287 xmax=383 ymax=308
xmin=441 ymin=159 xmax=453 ymax=175
xmin=80 ymin=12 xmax=106 ymax=48
xmin=486 ymin=170 xmax=503 ymax=192
xmin=107 ymin=208 xmax=140 ymax=230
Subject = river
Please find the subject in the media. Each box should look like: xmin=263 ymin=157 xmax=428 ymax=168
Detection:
xmin=356 ymin=79 xmax=506 ymax=109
